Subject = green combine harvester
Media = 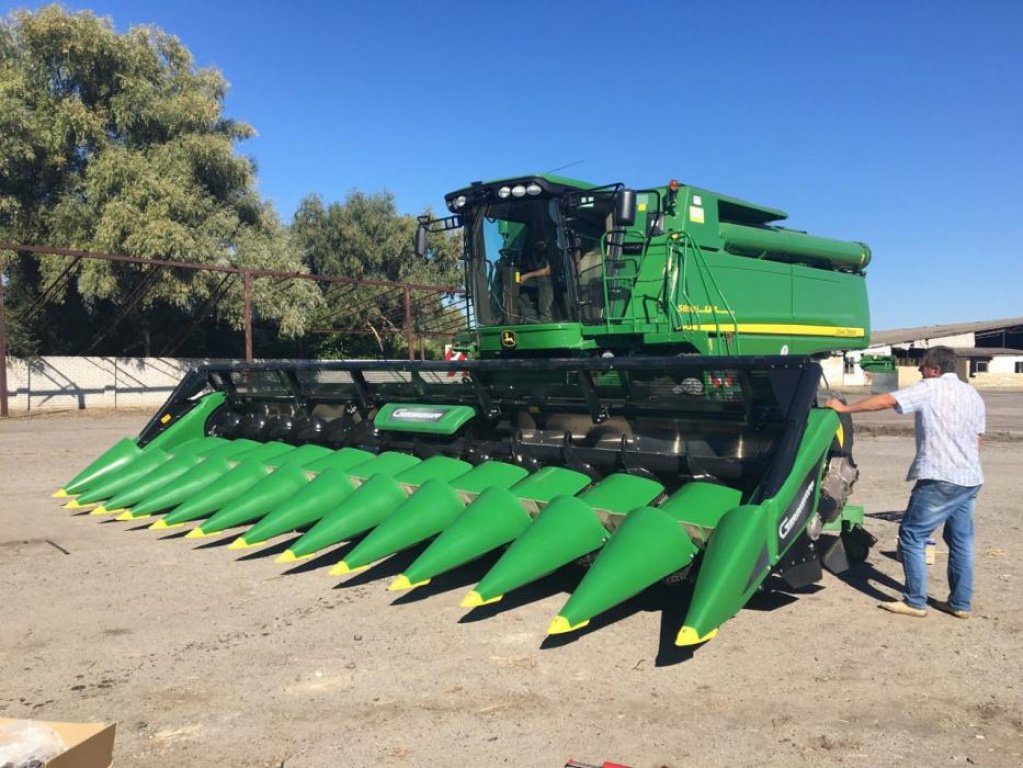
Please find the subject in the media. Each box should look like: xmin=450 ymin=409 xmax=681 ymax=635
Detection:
xmin=53 ymin=175 xmax=876 ymax=646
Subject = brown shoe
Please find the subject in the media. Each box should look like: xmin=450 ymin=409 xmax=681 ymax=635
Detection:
xmin=878 ymin=600 xmax=927 ymax=617
xmin=931 ymin=600 xmax=970 ymax=619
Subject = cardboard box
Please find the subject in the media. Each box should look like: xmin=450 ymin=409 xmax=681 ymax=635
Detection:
xmin=0 ymin=718 xmax=115 ymax=768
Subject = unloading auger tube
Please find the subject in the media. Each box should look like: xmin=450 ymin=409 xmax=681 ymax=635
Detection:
xmin=53 ymin=355 xmax=875 ymax=647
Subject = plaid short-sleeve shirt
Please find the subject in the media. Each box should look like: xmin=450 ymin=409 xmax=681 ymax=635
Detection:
xmin=892 ymin=373 xmax=985 ymax=486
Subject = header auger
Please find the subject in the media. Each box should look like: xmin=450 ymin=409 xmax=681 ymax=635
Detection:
xmin=53 ymin=174 xmax=876 ymax=648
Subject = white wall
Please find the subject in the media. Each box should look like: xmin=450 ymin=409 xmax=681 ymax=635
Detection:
xmin=909 ymin=332 xmax=977 ymax=348
xmin=989 ymin=355 xmax=1023 ymax=374
xmin=3 ymin=357 xmax=221 ymax=412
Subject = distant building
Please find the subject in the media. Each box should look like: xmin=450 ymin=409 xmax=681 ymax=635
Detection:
xmin=821 ymin=317 xmax=1023 ymax=389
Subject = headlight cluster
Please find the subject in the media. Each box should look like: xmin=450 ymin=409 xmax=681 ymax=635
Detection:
xmin=449 ymin=181 xmax=544 ymax=211
xmin=497 ymin=182 xmax=542 ymax=199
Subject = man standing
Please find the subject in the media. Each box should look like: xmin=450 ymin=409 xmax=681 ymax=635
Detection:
xmin=517 ymin=240 xmax=554 ymax=322
xmin=826 ymin=346 xmax=985 ymax=618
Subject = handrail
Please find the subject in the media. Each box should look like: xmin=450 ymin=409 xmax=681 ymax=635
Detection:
xmin=680 ymin=231 xmax=740 ymax=354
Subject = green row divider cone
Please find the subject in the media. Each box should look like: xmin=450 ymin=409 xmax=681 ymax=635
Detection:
xmin=68 ymin=446 xmax=175 ymax=509
xmin=148 ymin=441 xmax=304 ymax=531
xmin=462 ymin=473 xmax=665 ymax=608
xmin=100 ymin=439 xmax=262 ymax=519
xmin=156 ymin=443 xmax=328 ymax=532
xmin=142 ymin=441 xmax=296 ymax=527
xmin=669 ymin=410 xmax=839 ymax=646
xmin=200 ymin=446 xmax=393 ymax=541
xmin=332 ymin=461 xmax=530 ymax=576
xmin=225 ymin=448 xmax=386 ymax=549
xmin=57 ymin=437 xmax=143 ymax=498
xmin=275 ymin=454 xmax=466 ymax=561
xmin=547 ymin=481 xmax=741 ymax=636
xmin=388 ymin=466 xmax=592 ymax=592
xmin=69 ymin=437 xmax=220 ymax=509
xmin=267 ymin=451 xmax=424 ymax=561
xmin=57 ymin=393 xmax=226 ymax=497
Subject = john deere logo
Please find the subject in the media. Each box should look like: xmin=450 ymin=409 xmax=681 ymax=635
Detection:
xmin=500 ymin=330 xmax=518 ymax=348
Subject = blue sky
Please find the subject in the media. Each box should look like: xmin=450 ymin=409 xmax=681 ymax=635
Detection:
xmin=5 ymin=0 xmax=1021 ymax=329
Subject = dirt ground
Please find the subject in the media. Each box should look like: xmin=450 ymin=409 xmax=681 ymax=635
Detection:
xmin=1 ymin=393 xmax=1021 ymax=768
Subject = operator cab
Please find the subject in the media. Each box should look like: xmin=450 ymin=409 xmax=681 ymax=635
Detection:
xmin=416 ymin=176 xmax=636 ymax=329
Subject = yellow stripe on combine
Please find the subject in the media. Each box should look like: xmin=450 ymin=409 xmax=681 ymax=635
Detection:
xmin=681 ymin=323 xmax=865 ymax=338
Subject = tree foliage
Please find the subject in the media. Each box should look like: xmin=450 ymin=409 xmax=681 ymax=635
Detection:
xmin=291 ymin=191 xmax=463 ymax=357
xmin=0 ymin=6 xmax=318 ymax=356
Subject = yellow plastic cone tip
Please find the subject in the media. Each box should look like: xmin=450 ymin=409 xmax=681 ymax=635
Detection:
xmin=52 ymin=489 xmax=70 ymax=498
xmin=675 ymin=626 xmax=719 ymax=647
xmin=274 ymin=549 xmax=312 ymax=564
xmin=460 ymin=590 xmax=503 ymax=610
xmin=90 ymin=506 xmax=112 ymax=516
xmin=328 ymin=561 xmax=368 ymax=577
xmin=63 ymin=499 xmax=82 ymax=510
xmin=185 ymin=527 xmax=210 ymax=539
xmin=227 ymin=538 xmax=252 ymax=550
xmin=388 ymin=574 xmax=431 ymax=592
xmin=546 ymin=615 xmax=590 ymax=635
xmin=149 ymin=518 xmax=171 ymax=530
xmin=115 ymin=511 xmax=147 ymax=521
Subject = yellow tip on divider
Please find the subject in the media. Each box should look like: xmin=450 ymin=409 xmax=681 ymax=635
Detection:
xmin=674 ymin=626 xmax=718 ymax=647
xmin=460 ymin=590 xmax=503 ymax=609
xmin=115 ymin=511 xmax=145 ymax=521
xmin=388 ymin=574 xmax=430 ymax=592
xmin=328 ymin=561 xmax=368 ymax=577
xmin=274 ymin=549 xmax=312 ymax=564
xmin=90 ymin=506 xmax=112 ymax=516
xmin=185 ymin=527 xmax=210 ymax=539
xmin=227 ymin=537 xmax=252 ymax=550
xmin=52 ymin=489 xmax=70 ymax=498
xmin=63 ymin=499 xmax=81 ymax=510
xmin=546 ymin=615 xmax=590 ymax=636
xmin=149 ymin=519 xmax=185 ymax=530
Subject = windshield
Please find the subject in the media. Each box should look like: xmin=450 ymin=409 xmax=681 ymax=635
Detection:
xmin=464 ymin=192 xmax=617 ymax=326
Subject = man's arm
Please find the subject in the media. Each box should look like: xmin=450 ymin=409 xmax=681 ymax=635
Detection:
xmin=520 ymin=263 xmax=551 ymax=283
xmin=826 ymin=392 xmax=897 ymax=414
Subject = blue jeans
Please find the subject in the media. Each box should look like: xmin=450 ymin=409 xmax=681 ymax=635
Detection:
xmin=899 ymin=480 xmax=980 ymax=611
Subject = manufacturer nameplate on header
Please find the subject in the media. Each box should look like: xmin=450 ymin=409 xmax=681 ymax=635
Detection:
xmin=391 ymin=408 xmax=447 ymax=422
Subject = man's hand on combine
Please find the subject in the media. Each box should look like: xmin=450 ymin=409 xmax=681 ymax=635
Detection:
xmin=826 ymin=393 xmax=897 ymax=414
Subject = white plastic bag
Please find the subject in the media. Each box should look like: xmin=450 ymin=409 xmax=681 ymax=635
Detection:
xmin=0 ymin=720 xmax=66 ymax=768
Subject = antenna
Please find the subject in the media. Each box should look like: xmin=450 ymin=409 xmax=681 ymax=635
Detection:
xmin=544 ymin=159 xmax=585 ymax=174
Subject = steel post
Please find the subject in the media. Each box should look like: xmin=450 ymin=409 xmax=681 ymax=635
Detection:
xmin=0 ymin=267 xmax=8 ymax=417
xmin=404 ymin=285 xmax=414 ymax=360
xmin=243 ymin=271 xmax=253 ymax=362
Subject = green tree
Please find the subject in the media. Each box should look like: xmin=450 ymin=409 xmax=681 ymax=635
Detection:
xmin=0 ymin=6 xmax=318 ymax=356
xmin=291 ymin=191 xmax=463 ymax=357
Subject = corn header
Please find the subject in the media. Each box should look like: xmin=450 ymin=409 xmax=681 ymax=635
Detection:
xmin=52 ymin=175 xmax=876 ymax=646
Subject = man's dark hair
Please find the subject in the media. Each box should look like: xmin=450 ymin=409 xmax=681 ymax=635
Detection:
xmin=921 ymin=346 xmax=958 ymax=374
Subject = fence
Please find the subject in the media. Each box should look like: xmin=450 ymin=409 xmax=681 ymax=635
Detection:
xmin=0 ymin=243 xmax=468 ymax=416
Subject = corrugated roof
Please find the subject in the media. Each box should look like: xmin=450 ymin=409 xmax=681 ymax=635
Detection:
xmin=951 ymin=347 xmax=1023 ymax=357
xmin=871 ymin=317 xmax=1023 ymax=346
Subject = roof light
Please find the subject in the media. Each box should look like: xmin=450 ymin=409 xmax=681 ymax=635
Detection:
xmin=497 ymin=186 xmax=511 ymax=199
xmin=668 ymin=179 xmax=680 ymax=192
xmin=526 ymin=183 xmax=542 ymax=196
xmin=511 ymin=185 xmax=526 ymax=198
xmin=452 ymin=195 xmax=467 ymax=209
